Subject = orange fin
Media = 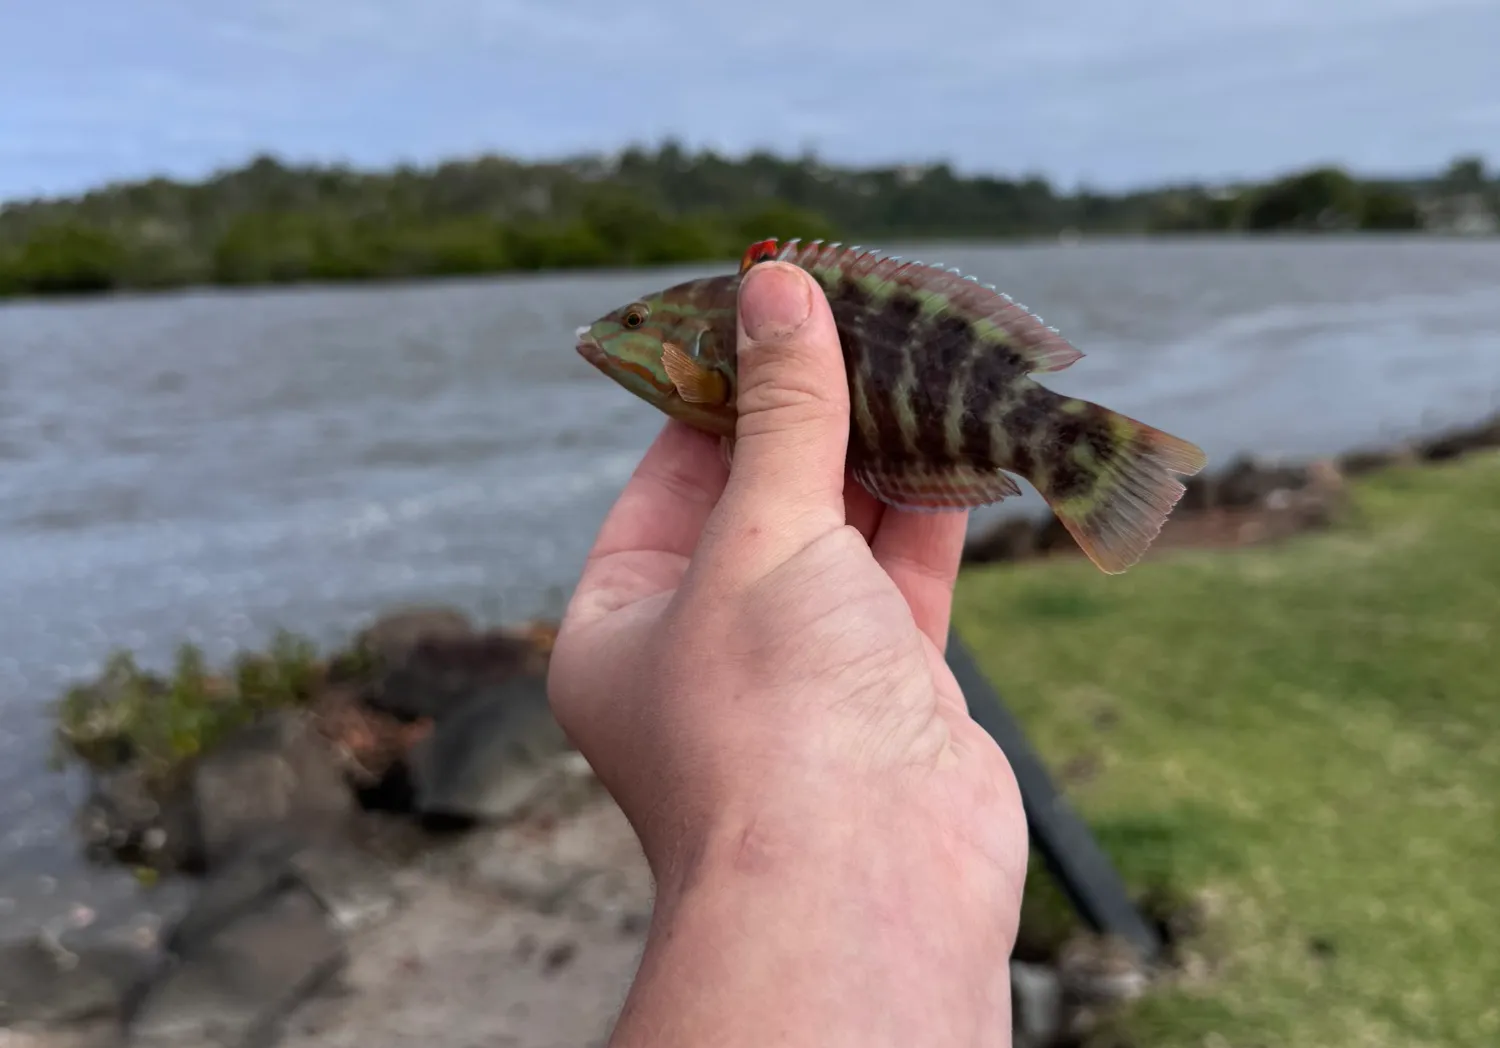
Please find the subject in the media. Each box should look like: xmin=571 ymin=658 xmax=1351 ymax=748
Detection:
xmin=661 ymin=341 xmax=729 ymax=405
xmin=738 ymin=238 xmax=781 ymax=275
xmin=852 ymin=459 xmax=1022 ymax=512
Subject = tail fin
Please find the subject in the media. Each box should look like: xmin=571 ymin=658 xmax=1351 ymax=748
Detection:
xmin=1028 ymin=399 xmax=1208 ymax=574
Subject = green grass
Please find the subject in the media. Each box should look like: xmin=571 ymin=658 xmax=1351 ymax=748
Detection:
xmin=953 ymin=450 xmax=1500 ymax=1047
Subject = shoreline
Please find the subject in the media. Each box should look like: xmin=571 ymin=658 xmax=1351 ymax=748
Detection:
xmin=3 ymin=230 xmax=1495 ymax=308
xmin=960 ymin=408 xmax=1500 ymax=569
xmin=2 ymin=408 xmax=1495 ymax=1046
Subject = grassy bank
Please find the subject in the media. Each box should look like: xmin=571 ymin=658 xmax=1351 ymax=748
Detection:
xmin=952 ymin=450 xmax=1500 ymax=1046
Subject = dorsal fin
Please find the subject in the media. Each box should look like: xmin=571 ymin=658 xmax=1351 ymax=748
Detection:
xmin=738 ymin=238 xmax=782 ymax=275
xmin=758 ymin=238 xmax=1084 ymax=375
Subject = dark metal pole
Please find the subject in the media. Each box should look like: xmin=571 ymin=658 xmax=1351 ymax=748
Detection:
xmin=945 ymin=625 xmax=1162 ymax=963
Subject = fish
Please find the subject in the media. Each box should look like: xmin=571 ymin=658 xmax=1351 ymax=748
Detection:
xmin=574 ymin=237 xmax=1207 ymax=574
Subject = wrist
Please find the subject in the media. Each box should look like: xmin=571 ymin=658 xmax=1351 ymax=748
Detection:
xmin=615 ymin=788 xmax=1023 ymax=1047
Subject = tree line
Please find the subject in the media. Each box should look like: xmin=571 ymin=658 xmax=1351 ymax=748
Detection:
xmin=0 ymin=144 xmax=1492 ymax=298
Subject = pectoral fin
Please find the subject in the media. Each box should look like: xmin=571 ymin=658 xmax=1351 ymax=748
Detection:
xmin=662 ymin=341 xmax=730 ymax=405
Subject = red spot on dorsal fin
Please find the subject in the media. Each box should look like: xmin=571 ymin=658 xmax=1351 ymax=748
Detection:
xmin=738 ymin=238 xmax=780 ymax=274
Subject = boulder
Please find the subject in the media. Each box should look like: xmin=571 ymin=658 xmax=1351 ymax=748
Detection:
xmin=1211 ymin=454 xmax=1312 ymax=510
xmin=160 ymin=842 xmax=302 ymax=958
xmin=0 ymin=924 xmax=153 ymax=1027
xmin=364 ymin=628 xmax=550 ymax=724
xmin=1056 ymin=932 xmax=1150 ymax=1007
xmin=123 ymin=878 xmax=346 ymax=1048
xmin=122 ymin=837 xmax=402 ymax=1044
xmin=352 ymin=606 xmax=475 ymax=666
xmin=72 ymin=710 xmax=359 ymax=877
xmin=1338 ymin=442 xmax=1419 ymax=476
xmin=309 ymin=685 xmax=431 ymax=792
xmin=187 ymin=711 xmax=355 ymax=872
xmin=961 ymin=517 xmax=1040 ymax=566
xmin=1009 ymin=961 xmax=1064 ymax=1048
xmin=409 ymin=673 xmax=586 ymax=826
xmin=1416 ymin=412 xmax=1500 ymax=462
xmin=286 ymin=845 xmax=402 ymax=935
xmin=74 ymin=765 xmax=199 ymax=873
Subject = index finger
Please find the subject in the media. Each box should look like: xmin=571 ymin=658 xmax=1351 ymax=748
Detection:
xmin=586 ymin=419 xmax=729 ymax=565
xmin=870 ymin=507 xmax=970 ymax=651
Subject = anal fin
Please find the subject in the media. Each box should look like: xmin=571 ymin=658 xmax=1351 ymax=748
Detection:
xmin=852 ymin=459 xmax=1021 ymax=512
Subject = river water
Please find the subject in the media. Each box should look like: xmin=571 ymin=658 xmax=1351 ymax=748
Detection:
xmin=3 ymin=235 xmax=1499 ymax=930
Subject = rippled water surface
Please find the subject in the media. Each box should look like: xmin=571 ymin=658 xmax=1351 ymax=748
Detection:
xmin=3 ymin=236 xmax=1499 ymax=926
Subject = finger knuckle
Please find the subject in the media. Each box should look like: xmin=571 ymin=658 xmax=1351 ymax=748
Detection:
xmin=735 ymin=367 xmax=842 ymax=435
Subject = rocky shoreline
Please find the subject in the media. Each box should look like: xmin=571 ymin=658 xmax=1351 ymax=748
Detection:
xmin=6 ymin=409 xmax=1499 ymax=1048
xmin=8 ymin=608 xmax=1187 ymax=1048
xmin=961 ymin=409 xmax=1500 ymax=568
xmin=7 ymin=609 xmax=640 ymax=1048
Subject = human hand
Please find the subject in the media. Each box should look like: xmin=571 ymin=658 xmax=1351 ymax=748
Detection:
xmin=548 ymin=260 xmax=1029 ymax=1044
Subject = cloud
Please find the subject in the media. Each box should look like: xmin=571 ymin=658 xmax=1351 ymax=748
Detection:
xmin=0 ymin=0 xmax=1494 ymax=200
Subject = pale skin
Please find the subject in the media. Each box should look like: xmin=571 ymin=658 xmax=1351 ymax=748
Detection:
xmin=547 ymin=261 xmax=1031 ymax=1047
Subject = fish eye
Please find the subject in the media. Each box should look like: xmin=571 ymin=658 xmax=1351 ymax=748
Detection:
xmin=623 ymin=304 xmax=648 ymax=329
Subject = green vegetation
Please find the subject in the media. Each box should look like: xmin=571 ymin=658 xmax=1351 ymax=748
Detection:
xmin=44 ymin=443 xmax=1500 ymax=1040
xmin=1 ymin=145 xmax=1494 ymax=299
xmin=51 ymin=629 xmax=376 ymax=786
xmin=953 ymin=450 xmax=1500 ymax=1046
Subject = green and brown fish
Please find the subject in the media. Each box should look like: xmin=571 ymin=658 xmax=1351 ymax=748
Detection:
xmin=574 ymin=237 xmax=1207 ymax=574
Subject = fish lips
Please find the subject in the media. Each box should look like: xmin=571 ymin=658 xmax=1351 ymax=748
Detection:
xmin=574 ymin=326 xmax=608 ymax=368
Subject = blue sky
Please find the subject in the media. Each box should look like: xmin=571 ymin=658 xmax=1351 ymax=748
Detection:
xmin=1 ymin=0 xmax=1495 ymax=202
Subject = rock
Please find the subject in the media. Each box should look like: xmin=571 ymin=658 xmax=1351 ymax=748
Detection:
xmin=286 ymin=846 xmax=401 ymax=935
xmin=73 ymin=766 xmax=198 ymax=873
xmin=0 ymin=924 xmax=153 ymax=1027
xmin=125 ymin=881 xmax=345 ymax=1047
xmin=540 ymin=940 xmax=576 ymax=975
xmin=189 ymin=711 xmax=355 ymax=871
xmin=1251 ymin=457 xmax=1347 ymax=542
xmin=961 ymin=517 xmax=1039 ymax=566
xmin=467 ymin=793 xmax=651 ymax=920
xmin=1290 ymin=457 xmax=1347 ymax=526
xmin=366 ymin=629 xmax=551 ymax=723
xmin=353 ymin=607 xmax=475 ymax=667
xmin=161 ymin=843 xmax=301 ymax=958
xmin=52 ymin=657 xmax=164 ymax=774
xmin=0 ymin=1024 xmax=117 ymax=1047
xmin=1031 ymin=514 xmax=1075 ymax=556
xmin=161 ymin=835 xmax=400 ymax=957
xmin=471 ymin=852 xmax=596 ymax=916
xmin=1338 ymin=443 xmax=1419 ymax=476
xmin=1416 ymin=412 xmax=1500 ymax=462
xmin=1176 ymin=472 xmax=1214 ymax=512
xmin=310 ymin=685 xmax=431 ymax=790
xmin=1055 ymin=933 xmax=1150 ymax=1007
xmin=409 ymin=675 xmax=582 ymax=826
xmin=1009 ymin=961 xmax=1064 ymax=1048
xmin=1213 ymin=455 xmax=1311 ymax=510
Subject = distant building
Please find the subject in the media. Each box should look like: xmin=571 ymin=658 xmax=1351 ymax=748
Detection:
xmin=1419 ymin=192 xmax=1499 ymax=235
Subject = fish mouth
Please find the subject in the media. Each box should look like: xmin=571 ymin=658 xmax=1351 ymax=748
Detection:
xmin=574 ymin=326 xmax=606 ymax=368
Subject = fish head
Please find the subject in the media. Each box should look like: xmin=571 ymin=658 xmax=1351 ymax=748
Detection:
xmin=574 ymin=276 xmax=739 ymax=436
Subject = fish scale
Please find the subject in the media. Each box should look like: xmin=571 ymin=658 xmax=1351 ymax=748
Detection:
xmin=573 ymin=238 xmax=1207 ymax=574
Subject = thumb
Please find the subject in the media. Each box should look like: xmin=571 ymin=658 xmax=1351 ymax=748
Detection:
xmin=720 ymin=260 xmax=850 ymax=538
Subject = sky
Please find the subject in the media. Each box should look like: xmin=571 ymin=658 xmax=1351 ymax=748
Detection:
xmin=0 ymin=0 xmax=1495 ymax=202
